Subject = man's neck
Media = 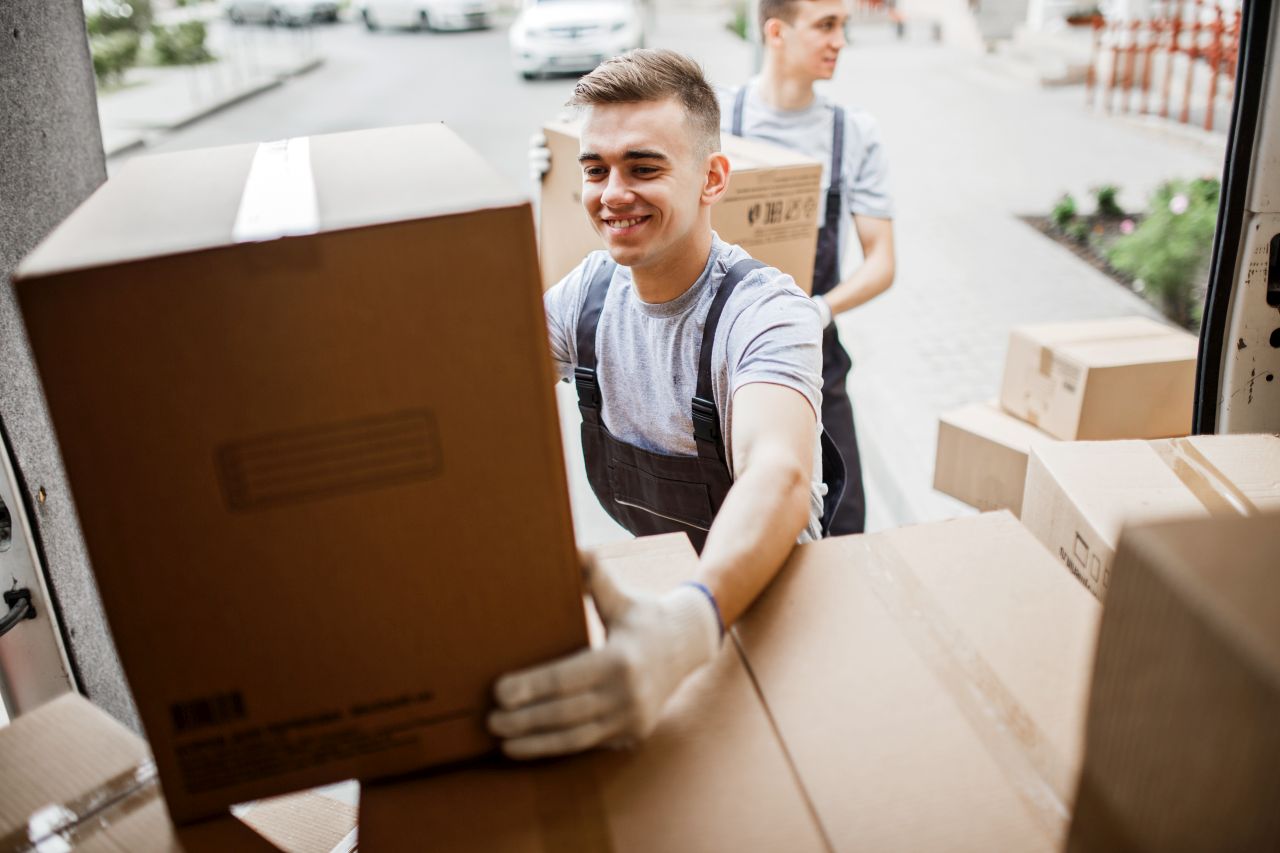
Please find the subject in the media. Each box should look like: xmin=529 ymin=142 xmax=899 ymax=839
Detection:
xmin=630 ymin=229 xmax=715 ymax=304
xmin=757 ymin=56 xmax=817 ymax=112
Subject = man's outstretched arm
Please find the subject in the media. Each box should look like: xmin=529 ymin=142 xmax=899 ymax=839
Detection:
xmin=487 ymin=382 xmax=816 ymax=758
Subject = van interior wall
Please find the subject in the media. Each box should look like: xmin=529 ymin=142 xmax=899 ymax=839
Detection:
xmin=0 ymin=0 xmax=138 ymax=729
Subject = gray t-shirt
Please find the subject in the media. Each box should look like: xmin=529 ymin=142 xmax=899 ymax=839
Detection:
xmin=545 ymin=235 xmax=826 ymax=542
xmin=718 ymin=81 xmax=893 ymax=270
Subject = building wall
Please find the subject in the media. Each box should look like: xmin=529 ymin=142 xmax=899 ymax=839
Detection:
xmin=0 ymin=0 xmax=138 ymax=729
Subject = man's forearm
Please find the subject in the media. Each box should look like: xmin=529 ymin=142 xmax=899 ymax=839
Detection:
xmin=693 ymin=449 xmax=811 ymax=627
xmin=823 ymin=249 xmax=894 ymax=315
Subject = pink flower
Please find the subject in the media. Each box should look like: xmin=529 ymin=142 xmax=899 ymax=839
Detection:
xmin=1169 ymin=194 xmax=1190 ymax=215
xmin=1120 ymin=218 xmax=1135 ymax=234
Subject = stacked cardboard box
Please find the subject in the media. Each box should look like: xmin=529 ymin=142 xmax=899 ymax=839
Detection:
xmin=1068 ymin=513 xmax=1280 ymax=851
xmin=0 ymin=692 xmax=356 ymax=852
xmin=1020 ymin=433 xmax=1280 ymax=600
xmin=934 ymin=317 xmax=1198 ymax=515
xmin=539 ymin=120 xmax=823 ymax=293
xmin=362 ymin=513 xmax=1103 ymax=851
xmin=14 ymin=125 xmax=588 ymax=822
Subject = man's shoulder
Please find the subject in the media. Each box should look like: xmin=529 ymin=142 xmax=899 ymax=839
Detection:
xmin=546 ymin=250 xmax=617 ymax=314
xmin=712 ymin=242 xmax=808 ymax=303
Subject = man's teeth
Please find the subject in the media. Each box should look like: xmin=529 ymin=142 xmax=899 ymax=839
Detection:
xmin=606 ymin=217 xmax=645 ymax=229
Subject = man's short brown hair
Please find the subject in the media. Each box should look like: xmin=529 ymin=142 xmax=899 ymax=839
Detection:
xmin=567 ymin=48 xmax=720 ymax=158
xmin=758 ymin=0 xmax=805 ymax=34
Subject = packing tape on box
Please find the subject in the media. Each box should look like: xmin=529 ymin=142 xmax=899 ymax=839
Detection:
xmin=860 ymin=539 xmax=1073 ymax=842
xmin=1154 ymin=438 xmax=1260 ymax=517
xmin=232 ymin=137 xmax=320 ymax=244
xmin=531 ymin=760 xmax=614 ymax=853
xmin=0 ymin=760 xmax=159 ymax=853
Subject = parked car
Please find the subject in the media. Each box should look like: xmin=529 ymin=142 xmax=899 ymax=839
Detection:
xmin=360 ymin=0 xmax=494 ymax=31
xmin=226 ymin=0 xmax=341 ymax=26
xmin=509 ymin=0 xmax=644 ymax=80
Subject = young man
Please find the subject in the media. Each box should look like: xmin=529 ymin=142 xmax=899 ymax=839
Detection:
xmin=725 ymin=0 xmax=897 ymax=535
xmin=488 ymin=49 xmax=841 ymax=759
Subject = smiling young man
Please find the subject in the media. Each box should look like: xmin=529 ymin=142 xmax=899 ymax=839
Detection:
xmin=723 ymin=0 xmax=897 ymax=535
xmin=487 ymin=49 xmax=842 ymax=759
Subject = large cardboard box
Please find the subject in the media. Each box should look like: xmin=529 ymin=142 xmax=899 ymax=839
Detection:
xmin=0 ymin=691 xmax=339 ymax=852
xmin=1067 ymin=514 xmax=1280 ymax=852
xmin=736 ymin=513 xmax=1102 ymax=851
xmin=999 ymin=316 xmax=1198 ymax=441
xmin=1020 ymin=434 xmax=1280 ymax=600
xmin=934 ymin=400 xmax=1058 ymax=515
xmin=540 ymin=120 xmax=823 ymax=293
xmin=14 ymin=124 xmax=588 ymax=822
xmin=358 ymin=534 xmax=829 ymax=852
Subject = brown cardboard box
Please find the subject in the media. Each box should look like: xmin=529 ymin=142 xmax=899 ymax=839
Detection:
xmin=998 ymin=316 xmax=1198 ymax=440
xmin=0 ymin=692 xmax=280 ymax=851
xmin=736 ymin=513 xmax=1102 ymax=851
xmin=1020 ymin=434 xmax=1280 ymax=600
xmin=358 ymin=534 xmax=829 ymax=852
xmin=539 ymin=120 xmax=823 ymax=293
xmin=1067 ymin=513 xmax=1280 ymax=852
xmin=14 ymin=124 xmax=588 ymax=822
xmin=933 ymin=400 xmax=1058 ymax=514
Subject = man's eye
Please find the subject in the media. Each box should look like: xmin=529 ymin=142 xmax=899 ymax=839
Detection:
xmin=633 ymin=166 xmax=658 ymax=176
xmin=584 ymin=166 xmax=607 ymax=178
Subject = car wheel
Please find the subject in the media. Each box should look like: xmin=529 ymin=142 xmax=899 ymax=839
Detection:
xmin=228 ymin=8 xmax=244 ymax=23
xmin=521 ymin=71 xmax=536 ymax=81
xmin=363 ymin=8 xmax=378 ymax=29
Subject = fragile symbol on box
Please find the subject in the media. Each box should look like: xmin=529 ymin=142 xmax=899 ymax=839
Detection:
xmin=1073 ymin=533 xmax=1090 ymax=567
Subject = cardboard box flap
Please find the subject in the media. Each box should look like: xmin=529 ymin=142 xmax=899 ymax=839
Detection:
xmin=19 ymin=123 xmax=524 ymax=280
xmin=1013 ymin=316 xmax=1180 ymax=350
xmin=940 ymin=400 xmax=1055 ymax=448
xmin=359 ymin=533 xmax=829 ymax=853
xmin=735 ymin=512 xmax=1101 ymax=850
xmin=1057 ymin=332 xmax=1200 ymax=369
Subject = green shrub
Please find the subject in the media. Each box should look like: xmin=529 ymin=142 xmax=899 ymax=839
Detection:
xmin=1108 ymin=177 xmax=1219 ymax=329
xmin=1050 ymin=193 xmax=1078 ymax=230
xmin=90 ymin=29 xmax=140 ymax=85
xmin=1094 ymin=184 xmax=1124 ymax=217
xmin=150 ymin=20 xmax=213 ymax=65
xmin=726 ymin=1 xmax=749 ymax=40
xmin=1066 ymin=219 xmax=1091 ymax=244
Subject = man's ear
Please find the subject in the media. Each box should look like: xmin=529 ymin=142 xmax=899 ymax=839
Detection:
xmin=700 ymin=152 xmax=731 ymax=207
xmin=762 ymin=16 xmax=785 ymax=46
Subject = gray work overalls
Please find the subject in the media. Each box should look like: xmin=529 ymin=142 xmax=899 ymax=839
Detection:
xmin=574 ymin=258 xmax=846 ymax=553
xmin=732 ymin=87 xmax=867 ymax=534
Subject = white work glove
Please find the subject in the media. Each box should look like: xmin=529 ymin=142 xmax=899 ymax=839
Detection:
xmin=528 ymin=132 xmax=551 ymax=183
xmin=812 ymin=293 xmax=833 ymax=328
xmin=488 ymin=557 xmax=722 ymax=759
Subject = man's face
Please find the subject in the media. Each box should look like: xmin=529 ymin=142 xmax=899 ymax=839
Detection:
xmin=578 ymin=98 xmax=711 ymax=272
xmin=774 ymin=0 xmax=849 ymax=80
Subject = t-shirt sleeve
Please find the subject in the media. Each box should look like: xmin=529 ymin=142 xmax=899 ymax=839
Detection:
xmin=844 ymin=111 xmax=893 ymax=219
xmin=724 ymin=272 xmax=824 ymax=420
xmin=543 ymin=256 xmax=594 ymax=383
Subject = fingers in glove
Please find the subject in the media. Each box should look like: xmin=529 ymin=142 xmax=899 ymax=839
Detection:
xmin=493 ymin=646 xmax=620 ymax=711
xmin=488 ymin=687 xmax=623 ymax=739
xmin=500 ymin=711 xmax=632 ymax=760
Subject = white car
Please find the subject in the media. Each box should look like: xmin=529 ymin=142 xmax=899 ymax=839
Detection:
xmin=227 ymin=0 xmax=340 ymax=25
xmin=361 ymin=0 xmax=494 ymax=31
xmin=509 ymin=0 xmax=644 ymax=80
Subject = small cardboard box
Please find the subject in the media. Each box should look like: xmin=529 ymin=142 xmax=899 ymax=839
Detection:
xmin=1067 ymin=513 xmax=1280 ymax=852
xmin=934 ymin=400 xmax=1058 ymax=515
xmin=358 ymin=534 xmax=829 ymax=852
xmin=540 ymin=120 xmax=823 ymax=293
xmin=14 ymin=124 xmax=588 ymax=822
xmin=0 ymin=692 xmax=280 ymax=851
xmin=1020 ymin=434 xmax=1280 ymax=600
xmin=998 ymin=317 xmax=1198 ymax=441
xmin=736 ymin=512 xmax=1102 ymax=851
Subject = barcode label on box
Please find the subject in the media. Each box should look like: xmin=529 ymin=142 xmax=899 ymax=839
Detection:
xmin=171 ymin=691 xmax=247 ymax=734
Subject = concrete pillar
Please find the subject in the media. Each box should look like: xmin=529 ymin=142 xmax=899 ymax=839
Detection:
xmin=1 ymin=0 xmax=138 ymax=728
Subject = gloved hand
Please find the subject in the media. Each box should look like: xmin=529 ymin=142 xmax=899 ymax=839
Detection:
xmin=488 ymin=556 xmax=722 ymax=759
xmin=528 ymin=132 xmax=551 ymax=183
xmin=812 ymin=293 xmax=833 ymax=328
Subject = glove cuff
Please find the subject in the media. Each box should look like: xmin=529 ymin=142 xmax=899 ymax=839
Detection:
xmin=812 ymin=294 xmax=833 ymax=328
xmin=664 ymin=584 xmax=723 ymax=674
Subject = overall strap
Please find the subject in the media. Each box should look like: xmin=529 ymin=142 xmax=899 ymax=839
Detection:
xmin=731 ymin=85 xmax=747 ymax=137
xmin=574 ymin=258 xmax=617 ymax=424
xmin=828 ymin=105 xmax=845 ymax=199
xmin=692 ymin=258 xmax=766 ymax=464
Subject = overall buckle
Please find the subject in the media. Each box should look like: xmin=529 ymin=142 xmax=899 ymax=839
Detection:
xmin=575 ymin=366 xmax=602 ymax=409
xmin=691 ymin=396 xmax=720 ymax=444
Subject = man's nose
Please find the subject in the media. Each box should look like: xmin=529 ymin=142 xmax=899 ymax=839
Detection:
xmin=600 ymin=170 xmax=634 ymax=208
